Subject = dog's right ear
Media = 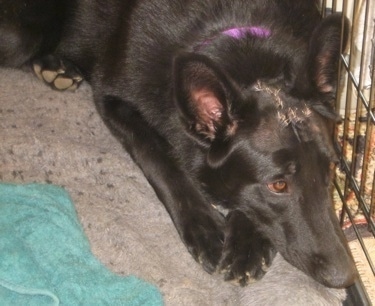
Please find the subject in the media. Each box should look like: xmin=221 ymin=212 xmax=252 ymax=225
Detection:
xmin=307 ymin=13 xmax=349 ymax=95
xmin=293 ymin=13 xmax=348 ymax=121
xmin=173 ymin=53 xmax=239 ymax=167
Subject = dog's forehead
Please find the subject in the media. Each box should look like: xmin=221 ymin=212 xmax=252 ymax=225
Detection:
xmin=243 ymin=81 xmax=333 ymax=161
xmin=251 ymin=81 xmax=312 ymax=125
xmin=246 ymin=83 xmax=303 ymax=142
xmin=249 ymin=116 xmax=298 ymax=155
xmin=247 ymin=125 xmax=331 ymax=180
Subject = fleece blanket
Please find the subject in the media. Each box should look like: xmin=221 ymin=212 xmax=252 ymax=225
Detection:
xmin=0 ymin=183 xmax=163 ymax=305
xmin=0 ymin=67 xmax=347 ymax=305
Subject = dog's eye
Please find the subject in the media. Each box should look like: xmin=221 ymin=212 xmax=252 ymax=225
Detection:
xmin=267 ymin=180 xmax=288 ymax=193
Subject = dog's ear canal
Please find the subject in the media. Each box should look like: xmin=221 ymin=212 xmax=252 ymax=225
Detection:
xmin=173 ymin=53 xmax=239 ymax=168
xmin=308 ymin=13 xmax=349 ymax=95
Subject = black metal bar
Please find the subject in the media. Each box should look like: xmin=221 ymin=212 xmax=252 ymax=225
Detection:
xmin=344 ymin=280 xmax=372 ymax=306
xmin=334 ymin=178 xmax=375 ymax=275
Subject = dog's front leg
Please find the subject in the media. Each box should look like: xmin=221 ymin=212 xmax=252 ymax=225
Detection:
xmin=95 ymin=94 xmax=225 ymax=273
xmin=219 ymin=210 xmax=276 ymax=286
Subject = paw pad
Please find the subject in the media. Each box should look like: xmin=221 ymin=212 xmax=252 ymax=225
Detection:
xmin=33 ymin=56 xmax=83 ymax=91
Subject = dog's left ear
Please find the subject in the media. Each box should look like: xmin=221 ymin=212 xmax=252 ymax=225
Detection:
xmin=173 ymin=53 xmax=239 ymax=167
xmin=307 ymin=13 xmax=349 ymax=95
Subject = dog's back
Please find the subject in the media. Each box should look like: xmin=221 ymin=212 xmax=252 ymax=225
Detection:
xmin=1 ymin=0 xmax=319 ymax=77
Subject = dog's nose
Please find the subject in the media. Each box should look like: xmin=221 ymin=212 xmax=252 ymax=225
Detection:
xmin=320 ymin=264 xmax=357 ymax=288
xmin=313 ymin=254 xmax=357 ymax=288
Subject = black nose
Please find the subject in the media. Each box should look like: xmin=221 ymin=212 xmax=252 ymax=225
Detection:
xmin=319 ymin=264 xmax=357 ymax=288
xmin=313 ymin=255 xmax=357 ymax=288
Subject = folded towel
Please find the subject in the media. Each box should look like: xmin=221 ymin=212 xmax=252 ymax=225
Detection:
xmin=0 ymin=183 xmax=164 ymax=306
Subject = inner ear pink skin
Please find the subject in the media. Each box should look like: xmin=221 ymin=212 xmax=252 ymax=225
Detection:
xmin=315 ymin=51 xmax=334 ymax=93
xmin=192 ymin=89 xmax=223 ymax=133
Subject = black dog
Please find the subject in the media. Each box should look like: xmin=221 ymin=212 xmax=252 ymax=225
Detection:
xmin=1 ymin=0 xmax=356 ymax=288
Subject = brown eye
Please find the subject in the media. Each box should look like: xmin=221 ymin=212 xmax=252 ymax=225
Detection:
xmin=267 ymin=180 xmax=288 ymax=193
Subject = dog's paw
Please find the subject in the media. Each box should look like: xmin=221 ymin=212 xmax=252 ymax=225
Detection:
xmin=219 ymin=210 xmax=276 ymax=286
xmin=32 ymin=55 xmax=83 ymax=91
xmin=182 ymin=212 xmax=224 ymax=274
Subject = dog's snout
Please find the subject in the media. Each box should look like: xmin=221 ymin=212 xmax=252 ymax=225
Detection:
xmin=312 ymin=254 xmax=357 ymax=288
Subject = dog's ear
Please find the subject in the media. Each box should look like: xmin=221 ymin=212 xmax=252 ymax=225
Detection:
xmin=308 ymin=13 xmax=349 ymax=95
xmin=173 ymin=53 xmax=239 ymax=167
xmin=294 ymin=13 xmax=348 ymax=120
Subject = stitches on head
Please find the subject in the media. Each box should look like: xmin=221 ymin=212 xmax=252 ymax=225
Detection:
xmin=254 ymin=81 xmax=312 ymax=128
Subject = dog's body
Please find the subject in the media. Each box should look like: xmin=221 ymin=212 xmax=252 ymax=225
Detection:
xmin=1 ymin=0 xmax=356 ymax=288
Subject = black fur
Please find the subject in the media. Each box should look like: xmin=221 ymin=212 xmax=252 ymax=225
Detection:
xmin=0 ymin=0 xmax=356 ymax=288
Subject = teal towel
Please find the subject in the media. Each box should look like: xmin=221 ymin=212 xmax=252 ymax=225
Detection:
xmin=0 ymin=183 xmax=164 ymax=306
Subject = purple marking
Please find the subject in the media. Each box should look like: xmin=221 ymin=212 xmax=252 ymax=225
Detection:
xmin=222 ymin=26 xmax=271 ymax=39
xmin=194 ymin=26 xmax=271 ymax=51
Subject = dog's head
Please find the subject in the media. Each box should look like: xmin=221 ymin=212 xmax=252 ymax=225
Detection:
xmin=173 ymin=14 xmax=356 ymax=288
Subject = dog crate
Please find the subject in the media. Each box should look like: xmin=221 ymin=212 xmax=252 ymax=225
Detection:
xmin=321 ymin=0 xmax=375 ymax=305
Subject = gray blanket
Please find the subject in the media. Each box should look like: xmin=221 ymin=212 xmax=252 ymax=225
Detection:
xmin=0 ymin=68 xmax=346 ymax=305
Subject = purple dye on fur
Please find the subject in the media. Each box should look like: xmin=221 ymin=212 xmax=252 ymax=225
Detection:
xmin=194 ymin=26 xmax=271 ymax=51
xmin=222 ymin=27 xmax=271 ymax=39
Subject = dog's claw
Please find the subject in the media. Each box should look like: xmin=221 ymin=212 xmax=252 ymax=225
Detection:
xmin=182 ymin=211 xmax=224 ymax=274
xmin=219 ymin=253 xmax=268 ymax=286
xmin=32 ymin=55 xmax=83 ymax=91
xmin=219 ymin=210 xmax=276 ymax=286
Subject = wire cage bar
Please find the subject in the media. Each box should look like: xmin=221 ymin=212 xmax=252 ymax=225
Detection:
xmin=321 ymin=0 xmax=375 ymax=304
